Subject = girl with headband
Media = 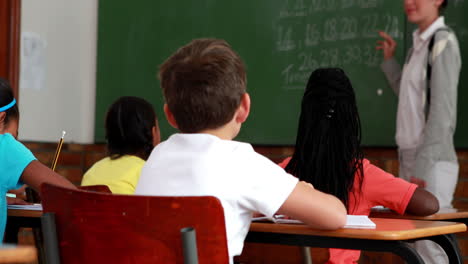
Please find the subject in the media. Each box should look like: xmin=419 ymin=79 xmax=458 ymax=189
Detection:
xmin=0 ymin=78 xmax=75 ymax=240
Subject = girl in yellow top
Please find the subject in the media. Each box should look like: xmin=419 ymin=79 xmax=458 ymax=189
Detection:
xmin=81 ymin=96 xmax=160 ymax=194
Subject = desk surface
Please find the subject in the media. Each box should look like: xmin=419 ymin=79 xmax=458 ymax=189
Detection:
xmin=8 ymin=209 xmax=42 ymax=218
xmin=250 ymin=218 xmax=466 ymax=241
xmin=370 ymin=208 xmax=468 ymax=220
xmin=10 ymin=209 xmax=467 ymax=241
xmin=0 ymin=245 xmax=37 ymax=263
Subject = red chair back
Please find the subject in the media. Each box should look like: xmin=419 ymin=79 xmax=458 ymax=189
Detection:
xmin=41 ymin=183 xmax=229 ymax=264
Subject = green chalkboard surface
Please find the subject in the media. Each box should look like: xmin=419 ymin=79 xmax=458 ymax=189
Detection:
xmin=96 ymin=0 xmax=467 ymax=146
xmin=445 ymin=2 xmax=468 ymax=148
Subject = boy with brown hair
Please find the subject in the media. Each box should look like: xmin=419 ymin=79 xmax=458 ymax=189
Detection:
xmin=135 ymin=38 xmax=347 ymax=262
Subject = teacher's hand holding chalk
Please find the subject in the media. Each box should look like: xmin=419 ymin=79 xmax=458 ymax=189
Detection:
xmin=376 ymin=31 xmax=397 ymax=60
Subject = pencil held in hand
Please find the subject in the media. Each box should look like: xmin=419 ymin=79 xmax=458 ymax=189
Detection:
xmin=51 ymin=131 xmax=66 ymax=171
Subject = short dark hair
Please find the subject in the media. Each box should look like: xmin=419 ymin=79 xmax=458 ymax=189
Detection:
xmin=159 ymin=38 xmax=246 ymax=133
xmin=105 ymin=96 xmax=157 ymax=160
xmin=440 ymin=0 xmax=448 ymax=11
xmin=0 ymin=78 xmax=19 ymax=125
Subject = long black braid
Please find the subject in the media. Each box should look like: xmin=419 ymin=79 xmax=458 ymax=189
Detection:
xmin=285 ymin=68 xmax=364 ymax=212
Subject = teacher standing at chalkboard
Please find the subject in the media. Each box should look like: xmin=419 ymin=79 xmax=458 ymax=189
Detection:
xmin=377 ymin=0 xmax=461 ymax=263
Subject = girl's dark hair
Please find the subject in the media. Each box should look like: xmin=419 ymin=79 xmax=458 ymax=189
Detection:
xmin=285 ymin=68 xmax=364 ymax=211
xmin=440 ymin=0 xmax=448 ymax=11
xmin=105 ymin=96 xmax=157 ymax=160
xmin=0 ymin=78 xmax=19 ymax=124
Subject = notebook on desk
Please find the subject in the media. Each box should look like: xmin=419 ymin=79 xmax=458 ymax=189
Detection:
xmin=7 ymin=204 xmax=43 ymax=211
xmin=252 ymin=214 xmax=376 ymax=229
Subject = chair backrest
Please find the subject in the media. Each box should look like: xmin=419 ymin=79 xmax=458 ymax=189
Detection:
xmin=40 ymin=183 xmax=229 ymax=264
xmin=78 ymin=185 xmax=112 ymax=193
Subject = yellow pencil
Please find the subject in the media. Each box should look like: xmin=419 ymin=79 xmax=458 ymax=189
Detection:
xmin=51 ymin=131 xmax=66 ymax=171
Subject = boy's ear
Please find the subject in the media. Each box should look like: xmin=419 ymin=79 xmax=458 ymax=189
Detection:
xmin=152 ymin=125 xmax=161 ymax=146
xmin=235 ymin=93 xmax=250 ymax=124
xmin=163 ymin=104 xmax=179 ymax=129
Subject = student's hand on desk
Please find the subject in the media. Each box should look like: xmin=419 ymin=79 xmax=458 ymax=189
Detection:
xmin=376 ymin=31 xmax=397 ymax=60
xmin=6 ymin=196 xmax=30 ymax=205
xmin=277 ymin=181 xmax=346 ymax=230
xmin=410 ymin=176 xmax=427 ymax=188
xmin=7 ymin=185 xmax=33 ymax=205
xmin=7 ymin=185 xmax=28 ymax=200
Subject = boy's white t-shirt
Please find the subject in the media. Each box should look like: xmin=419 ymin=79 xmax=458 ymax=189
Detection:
xmin=135 ymin=133 xmax=298 ymax=260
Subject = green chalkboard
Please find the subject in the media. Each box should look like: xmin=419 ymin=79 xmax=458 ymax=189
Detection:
xmin=445 ymin=2 xmax=468 ymax=148
xmin=95 ymin=0 xmax=466 ymax=146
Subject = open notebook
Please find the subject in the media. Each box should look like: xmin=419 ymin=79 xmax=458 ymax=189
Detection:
xmin=7 ymin=204 xmax=43 ymax=211
xmin=252 ymin=214 xmax=376 ymax=229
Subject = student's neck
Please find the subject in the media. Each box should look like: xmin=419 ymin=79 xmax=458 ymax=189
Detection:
xmin=199 ymin=124 xmax=239 ymax=141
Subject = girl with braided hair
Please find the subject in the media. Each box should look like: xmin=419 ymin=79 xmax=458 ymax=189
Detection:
xmin=279 ymin=68 xmax=439 ymax=264
xmin=81 ymin=96 xmax=160 ymax=194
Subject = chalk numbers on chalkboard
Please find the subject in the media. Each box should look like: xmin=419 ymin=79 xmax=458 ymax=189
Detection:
xmin=276 ymin=0 xmax=402 ymax=89
xmin=277 ymin=26 xmax=296 ymax=51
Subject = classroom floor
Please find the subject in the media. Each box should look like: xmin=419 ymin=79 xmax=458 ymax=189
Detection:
xmin=16 ymin=228 xmax=37 ymax=264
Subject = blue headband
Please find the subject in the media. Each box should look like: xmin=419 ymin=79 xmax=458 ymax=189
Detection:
xmin=0 ymin=99 xmax=16 ymax=112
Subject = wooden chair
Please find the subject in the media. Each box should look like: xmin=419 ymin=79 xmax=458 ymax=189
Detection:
xmin=78 ymin=184 xmax=112 ymax=193
xmin=40 ymin=183 xmax=229 ymax=264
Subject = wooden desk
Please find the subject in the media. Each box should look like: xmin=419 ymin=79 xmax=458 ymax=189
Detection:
xmin=246 ymin=218 xmax=467 ymax=264
xmin=370 ymin=208 xmax=468 ymax=224
xmin=369 ymin=207 xmax=468 ymax=261
xmin=5 ymin=209 xmax=43 ymax=242
xmin=6 ymin=209 xmax=43 ymax=264
xmin=8 ymin=209 xmax=43 ymax=219
xmin=0 ymin=245 xmax=37 ymax=263
xmin=10 ymin=209 xmax=466 ymax=263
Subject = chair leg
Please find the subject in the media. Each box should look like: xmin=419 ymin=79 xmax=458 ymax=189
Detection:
xmin=41 ymin=212 xmax=60 ymax=264
xmin=33 ymin=227 xmax=47 ymax=264
xmin=301 ymin=246 xmax=312 ymax=264
xmin=181 ymin=227 xmax=199 ymax=264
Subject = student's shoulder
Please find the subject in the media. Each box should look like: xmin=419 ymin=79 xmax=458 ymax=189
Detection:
xmin=227 ymin=140 xmax=266 ymax=160
xmin=362 ymin=158 xmax=411 ymax=186
xmin=118 ymin=155 xmax=145 ymax=166
xmin=0 ymin=133 xmax=16 ymax=144
xmin=0 ymin=133 xmax=34 ymax=158
xmin=228 ymin=141 xmax=293 ymax=176
xmin=361 ymin=158 xmax=391 ymax=182
xmin=83 ymin=156 xmax=110 ymax=175
xmin=224 ymin=139 xmax=254 ymax=153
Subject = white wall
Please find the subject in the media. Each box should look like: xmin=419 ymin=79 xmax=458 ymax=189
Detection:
xmin=18 ymin=0 xmax=97 ymax=143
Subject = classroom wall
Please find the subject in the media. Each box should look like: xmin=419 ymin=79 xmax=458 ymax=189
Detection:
xmin=18 ymin=0 xmax=98 ymax=143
